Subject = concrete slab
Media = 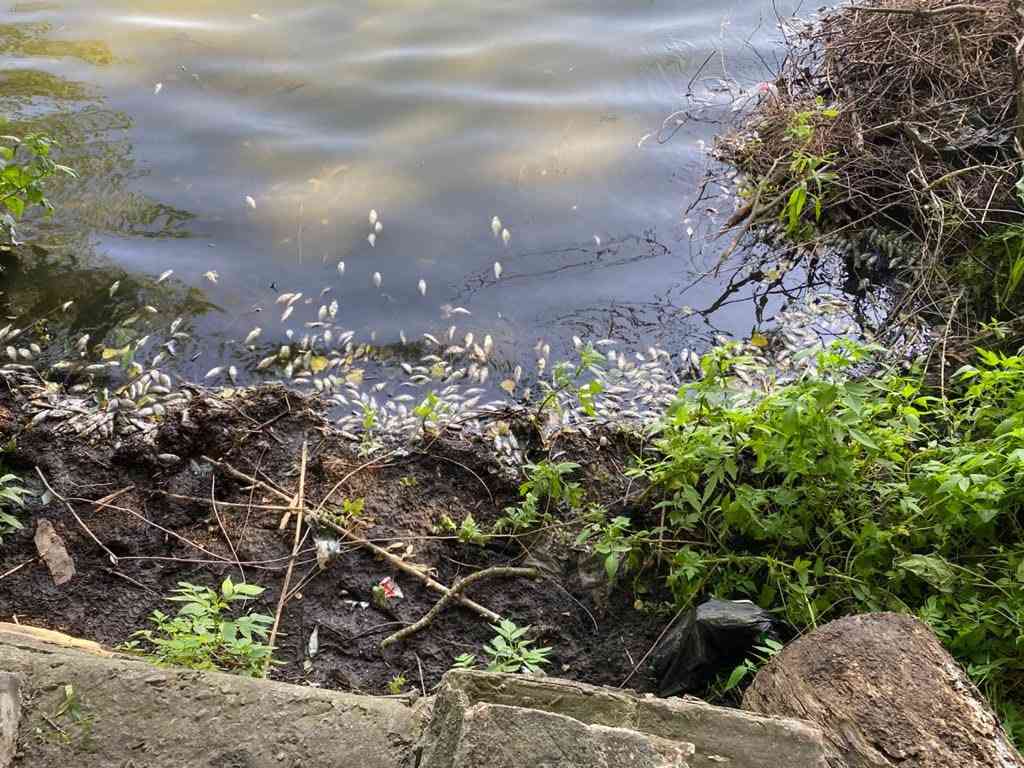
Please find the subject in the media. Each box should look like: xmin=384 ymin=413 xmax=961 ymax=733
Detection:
xmin=0 ymin=628 xmax=423 ymax=768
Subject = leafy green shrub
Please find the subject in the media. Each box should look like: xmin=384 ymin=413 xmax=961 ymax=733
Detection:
xmin=125 ymin=578 xmax=273 ymax=676
xmin=496 ymin=460 xmax=583 ymax=533
xmin=611 ymin=340 xmax=1024 ymax=739
xmin=0 ymin=133 xmax=76 ymax=243
xmin=454 ymin=619 xmax=552 ymax=675
xmin=0 ymin=471 xmax=31 ymax=544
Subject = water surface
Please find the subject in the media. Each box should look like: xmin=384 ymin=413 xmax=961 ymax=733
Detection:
xmin=0 ymin=0 xmax=798 ymax=374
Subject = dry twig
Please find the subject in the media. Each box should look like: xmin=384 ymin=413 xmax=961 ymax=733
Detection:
xmin=265 ymin=440 xmax=308 ymax=675
xmin=380 ymin=566 xmax=538 ymax=648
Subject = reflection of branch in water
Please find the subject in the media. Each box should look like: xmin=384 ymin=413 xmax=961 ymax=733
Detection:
xmin=458 ymin=232 xmax=671 ymax=297
xmin=694 ymin=240 xmax=832 ymax=324
xmin=543 ymin=283 xmax=730 ymax=350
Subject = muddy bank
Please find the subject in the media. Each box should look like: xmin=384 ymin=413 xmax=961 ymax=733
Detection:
xmin=0 ymin=383 xmax=665 ymax=695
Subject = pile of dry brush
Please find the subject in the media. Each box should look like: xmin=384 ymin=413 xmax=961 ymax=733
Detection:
xmin=720 ymin=0 xmax=1024 ymax=342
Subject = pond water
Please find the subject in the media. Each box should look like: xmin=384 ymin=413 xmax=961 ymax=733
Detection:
xmin=0 ymin=0 xmax=801 ymax=379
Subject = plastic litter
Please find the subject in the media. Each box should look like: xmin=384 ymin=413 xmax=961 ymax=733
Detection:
xmin=650 ymin=598 xmax=778 ymax=697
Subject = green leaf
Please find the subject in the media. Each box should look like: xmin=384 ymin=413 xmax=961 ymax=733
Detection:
xmin=3 ymin=196 xmax=24 ymax=219
xmin=723 ymin=664 xmax=749 ymax=691
xmin=897 ymin=554 xmax=956 ymax=593
xmin=848 ymin=429 xmax=879 ymax=451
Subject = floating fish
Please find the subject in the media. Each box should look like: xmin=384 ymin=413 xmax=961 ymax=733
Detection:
xmin=417 ymin=279 xmax=426 ymax=297
xmin=153 ymin=82 xmax=162 ymax=95
xmin=493 ymin=262 xmax=502 ymax=279
xmin=373 ymin=272 xmax=382 ymax=289
xmin=501 ymin=228 xmax=510 ymax=246
xmin=61 ymin=300 xmax=74 ymax=312
xmin=203 ymin=270 xmax=219 ymax=284
xmin=374 ymin=221 xmax=383 ymax=234
xmin=369 ymin=209 xmax=378 ymax=225
xmin=205 ymin=366 xmax=224 ymax=380
xmin=368 ymin=233 xmax=376 ymax=248
xmin=281 ymin=305 xmax=294 ymax=323
xmin=244 ymin=327 xmax=261 ymax=345
xmin=109 ymin=281 xmax=120 ymax=297
xmin=337 ymin=261 xmax=346 ymax=275
xmin=246 ymin=195 xmax=256 ymax=209
xmin=594 ymin=235 xmax=601 ymax=247
xmin=156 ymin=269 xmax=173 ymax=284
xmin=491 ymin=216 xmax=501 ymax=237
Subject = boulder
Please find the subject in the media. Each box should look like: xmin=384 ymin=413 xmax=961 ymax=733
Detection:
xmin=742 ymin=612 xmax=1023 ymax=768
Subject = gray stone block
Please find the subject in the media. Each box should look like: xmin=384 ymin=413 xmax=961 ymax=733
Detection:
xmin=0 ymin=672 xmax=20 ymax=768
xmin=0 ymin=628 xmax=422 ymax=768
xmin=450 ymin=703 xmax=694 ymax=768
xmin=419 ymin=670 xmax=827 ymax=768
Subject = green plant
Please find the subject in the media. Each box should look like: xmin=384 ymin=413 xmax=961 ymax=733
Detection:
xmin=124 ymin=578 xmax=273 ymax=676
xmin=610 ymin=340 xmax=1024 ymax=737
xmin=413 ymin=391 xmax=448 ymax=429
xmin=386 ymin=673 xmax=408 ymax=695
xmin=456 ymin=513 xmax=488 ymax=546
xmin=453 ymin=619 xmax=552 ymax=675
xmin=0 ymin=133 xmax=76 ymax=243
xmin=0 ymin=471 xmax=31 ymax=544
xmin=722 ymin=635 xmax=784 ymax=693
xmin=783 ymin=150 xmax=837 ymax=236
xmin=496 ymin=460 xmax=583 ymax=533
xmin=540 ymin=343 xmax=606 ymax=419
xmin=575 ymin=508 xmax=649 ymax=583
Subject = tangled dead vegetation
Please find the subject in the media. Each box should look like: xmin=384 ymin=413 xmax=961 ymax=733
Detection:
xmin=718 ymin=0 xmax=1024 ymax=355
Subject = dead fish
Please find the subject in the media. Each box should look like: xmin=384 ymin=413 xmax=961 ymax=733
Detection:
xmin=369 ymin=209 xmax=378 ymax=226
xmin=491 ymin=216 xmax=501 ymax=237
xmin=109 ymin=281 xmax=121 ymax=297
xmin=281 ymin=305 xmax=294 ymax=323
xmin=337 ymin=261 xmax=346 ymax=276
xmin=156 ymin=269 xmax=173 ymax=284
xmin=153 ymin=82 xmax=163 ymax=95
xmin=203 ymin=270 xmax=219 ymax=284
xmin=205 ymin=366 xmax=224 ymax=380
xmin=501 ymin=228 xmax=510 ymax=246
xmin=244 ymin=327 xmax=261 ymax=345
xmin=493 ymin=262 xmax=503 ymax=279
xmin=417 ymin=279 xmax=427 ymax=297
xmin=246 ymin=195 xmax=257 ymax=209
xmin=61 ymin=300 xmax=74 ymax=312
xmin=374 ymin=221 xmax=383 ymax=234
xmin=373 ymin=272 xmax=382 ymax=289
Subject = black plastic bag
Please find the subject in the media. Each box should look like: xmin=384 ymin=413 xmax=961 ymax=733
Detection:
xmin=651 ymin=598 xmax=777 ymax=697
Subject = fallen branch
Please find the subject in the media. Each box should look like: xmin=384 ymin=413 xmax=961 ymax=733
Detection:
xmin=846 ymin=3 xmax=988 ymax=14
xmin=265 ymin=439 xmax=308 ymax=675
xmin=202 ymin=456 xmax=294 ymax=505
xmin=380 ymin=566 xmax=538 ymax=648
xmin=309 ymin=512 xmax=502 ymax=623
xmin=203 ymin=455 xmax=505 ymax=623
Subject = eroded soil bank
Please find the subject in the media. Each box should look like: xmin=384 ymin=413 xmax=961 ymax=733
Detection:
xmin=0 ymin=384 xmax=665 ymax=695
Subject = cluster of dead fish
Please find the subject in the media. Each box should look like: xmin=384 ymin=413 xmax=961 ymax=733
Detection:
xmin=0 ymin=262 xmax=864 ymax=467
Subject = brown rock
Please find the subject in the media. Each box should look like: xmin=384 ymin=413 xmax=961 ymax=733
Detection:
xmin=33 ymin=519 xmax=75 ymax=586
xmin=742 ymin=612 xmax=1023 ymax=768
